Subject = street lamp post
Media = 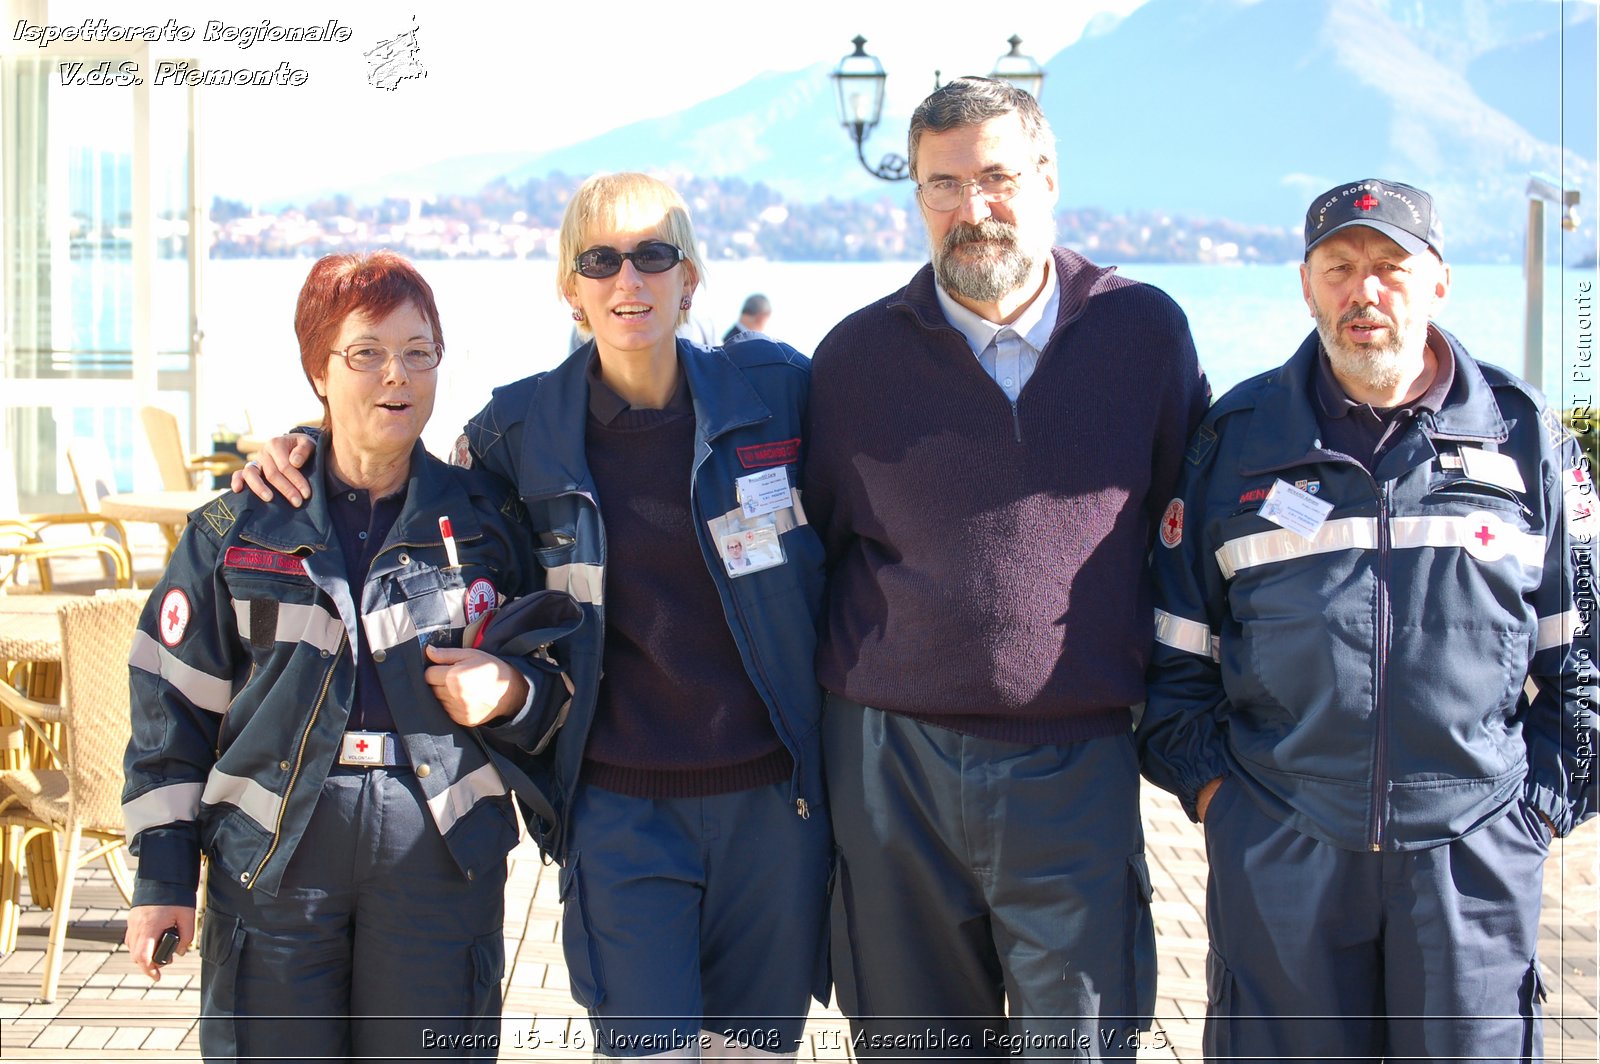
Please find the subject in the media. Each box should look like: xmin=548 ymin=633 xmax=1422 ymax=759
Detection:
xmin=1523 ymin=174 xmax=1581 ymax=389
xmin=831 ymin=34 xmax=1045 ymax=182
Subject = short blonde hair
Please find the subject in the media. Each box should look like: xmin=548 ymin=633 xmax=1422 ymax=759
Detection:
xmin=557 ymin=172 xmax=707 ymax=334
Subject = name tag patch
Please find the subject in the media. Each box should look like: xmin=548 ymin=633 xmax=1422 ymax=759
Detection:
xmin=1259 ymin=479 xmax=1335 ymax=541
xmin=736 ymin=438 xmax=800 ymax=469
xmin=736 ymin=467 xmax=793 ymax=519
xmin=1459 ymin=447 xmax=1526 ymax=493
xmin=224 ymin=546 xmax=308 ymax=577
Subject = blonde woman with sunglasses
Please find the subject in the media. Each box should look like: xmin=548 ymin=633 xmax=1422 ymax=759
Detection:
xmin=239 ymin=175 xmax=831 ymax=1059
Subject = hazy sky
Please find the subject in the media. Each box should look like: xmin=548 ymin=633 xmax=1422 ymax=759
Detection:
xmin=13 ymin=0 xmax=1152 ymax=200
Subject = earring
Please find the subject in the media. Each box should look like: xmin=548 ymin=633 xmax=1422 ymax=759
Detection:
xmin=571 ymin=308 xmax=586 ymax=323
xmin=680 ymin=296 xmax=692 ymax=311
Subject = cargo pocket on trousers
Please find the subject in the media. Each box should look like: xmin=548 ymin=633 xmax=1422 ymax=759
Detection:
xmin=464 ymin=929 xmax=506 ymax=1054
xmin=1520 ymin=960 xmax=1548 ymax=1060
xmin=1126 ymin=852 xmax=1157 ymax=1030
xmin=198 ymin=910 xmax=246 ymax=1059
xmin=1203 ymin=949 xmax=1236 ymax=1061
xmin=557 ymin=853 xmax=605 ymax=1008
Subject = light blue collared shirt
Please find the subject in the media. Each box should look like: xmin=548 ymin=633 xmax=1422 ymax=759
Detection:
xmin=933 ymin=260 xmax=1060 ymax=403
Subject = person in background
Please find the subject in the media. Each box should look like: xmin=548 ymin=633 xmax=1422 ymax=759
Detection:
xmin=236 ymin=174 xmax=831 ymax=1060
xmin=723 ymin=293 xmax=772 ymax=343
xmin=1140 ymin=178 xmax=1596 ymax=1060
xmin=125 ymin=251 xmax=569 ymax=1061
xmin=804 ymin=76 xmax=1209 ymax=1058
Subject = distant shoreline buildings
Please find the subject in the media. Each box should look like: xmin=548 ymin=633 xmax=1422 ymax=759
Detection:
xmin=85 ymin=171 xmax=1584 ymax=267
xmin=201 ymin=173 xmax=1314 ymax=266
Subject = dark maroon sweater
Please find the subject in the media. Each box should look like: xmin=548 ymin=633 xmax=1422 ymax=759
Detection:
xmin=581 ymin=368 xmax=790 ymax=798
xmin=805 ymin=248 xmax=1209 ymax=743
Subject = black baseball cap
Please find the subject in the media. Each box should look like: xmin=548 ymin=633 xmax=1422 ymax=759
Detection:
xmin=1304 ymin=179 xmax=1443 ymax=259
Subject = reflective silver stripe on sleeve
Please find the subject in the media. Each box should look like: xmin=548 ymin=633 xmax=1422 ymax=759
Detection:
xmin=546 ymin=562 xmax=604 ymax=605
xmin=1216 ymin=518 xmax=1378 ymax=580
xmin=129 ymin=631 xmax=234 ymax=715
xmin=1154 ymin=608 xmax=1216 ymax=659
xmin=1536 ymin=608 xmax=1584 ymax=652
xmin=231 ymin=599 xmax=345 ymax=654
xmin=122 ymin=782 xmax=204 ymax=838
xmin=1388 ymin=515 xmax=1545 ymax=569
xmin=200 ymin=769 xmax=283 ymax=834
xmin=425 ymin=761 xmax=508 ymax=835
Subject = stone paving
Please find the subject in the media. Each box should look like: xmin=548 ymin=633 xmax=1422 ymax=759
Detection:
xmin=1 ymin=786 xmax=1594 ymax=1062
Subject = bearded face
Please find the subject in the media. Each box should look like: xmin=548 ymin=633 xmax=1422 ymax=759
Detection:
xmin=932 ymin=217 xmax=1055 ymax=306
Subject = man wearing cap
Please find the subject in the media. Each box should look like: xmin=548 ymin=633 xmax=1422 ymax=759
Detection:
xmin=1140 ymin=178 xmax=1596 ymax=1060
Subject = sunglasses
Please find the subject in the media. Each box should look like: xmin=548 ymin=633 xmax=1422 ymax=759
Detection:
xmin=574 ymin=241 xmax=686 ymax=279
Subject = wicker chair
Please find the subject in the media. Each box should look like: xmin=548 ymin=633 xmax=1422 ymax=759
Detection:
xmin=1 ymin=444 xmax=132 ymax=592
xmin=0 ymin=590 xmax=148 ymax=1001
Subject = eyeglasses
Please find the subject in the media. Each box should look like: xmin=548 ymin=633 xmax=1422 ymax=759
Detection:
xmin=916 ymin=170 xmax=1025 ymax=213
xmin=574 ymin=241 xmax=686 ymax=279
xmin=330 ymin=342 xmax=443 ymax=372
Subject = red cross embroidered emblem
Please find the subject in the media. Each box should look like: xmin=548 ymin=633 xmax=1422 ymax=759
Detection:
xmin=158 ymin=588 xmax=191 ymax=647
xmin=1474 ymin=524 xmax=1495 ymax=547
xmin=1354 ymin=194 xmax=1379 ymax=211
xmin=1159 ymin=498 xmax=1184 ymax=549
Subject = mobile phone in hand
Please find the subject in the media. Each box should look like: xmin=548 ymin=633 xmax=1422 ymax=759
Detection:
xmin=152 ymin=925 xmax=180 ymax=966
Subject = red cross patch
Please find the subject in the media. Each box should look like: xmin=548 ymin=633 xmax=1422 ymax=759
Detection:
xmin=1354 ymin=193 xmax=1379 ymax=211
xmin=1160 ymin=498 xmax=1184 ymax=548
xmin=1462 ymin=511 xmax=1509 ymax=563
xmin=464 ymin=578 xmax=497 ymax=625
xmin=158 ymin=588 xmax=192 ymax=647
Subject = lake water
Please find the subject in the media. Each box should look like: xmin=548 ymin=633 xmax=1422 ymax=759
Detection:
xmin=198 ymin=258 xmax=1594 ymax=461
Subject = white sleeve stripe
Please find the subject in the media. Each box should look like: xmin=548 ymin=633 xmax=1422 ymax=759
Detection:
xmin=122 ymin=782 xmax=204 ymax=838
xmin=1536 ymin=609 xmax=1585 ymax=652
xmin=547 ymin=562 xmax=603 ymax=605
xmin=362 ymin=595 xmax=468 ymax=654
xmin=1154 ymin=608 xmax=1216 ymax=660
xmin=129 ymin=631 xmax=233 ymax=715
xmin=201 ymin=769 xmax=283 ymax=834
xmin=426 ymin=761 xmax=508 ymax=835
xmin=1216 ymin=515 xmax=1546 ymax=579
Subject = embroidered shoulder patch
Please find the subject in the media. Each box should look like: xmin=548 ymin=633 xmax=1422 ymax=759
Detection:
xmin=736 ymin=438 xmax=801 ymax=469
xmin=1160 ymin=498 xmax=1185 ymax=548
xmin=465 ymin=578 xmax=497 ymax=625
xmin=200 ymin=495 xmax=237 ymax=536
xmin=1186 ymin=425 xmax=1217 ymax=467
xmin=158 ymin=588 xmax=192 ymax=647
xmin=223 ymin=546 xmax=308 ymax=577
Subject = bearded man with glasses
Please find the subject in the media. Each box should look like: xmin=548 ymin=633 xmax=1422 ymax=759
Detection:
xmin=805 ymin=76 xmax=1209 ymax=1058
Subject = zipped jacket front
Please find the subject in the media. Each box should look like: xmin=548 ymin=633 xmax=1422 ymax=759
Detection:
xmin=1140 ymin=328 xmax=1596 ymax=851
xmin=123 ymin=439 xmax=563 ymax=905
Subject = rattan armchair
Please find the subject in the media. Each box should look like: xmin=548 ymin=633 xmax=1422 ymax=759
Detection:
xmin=1 ymin=445 xmax=133 ymax=592
xmin=0 ymin=590 xmax=148 ymax=1001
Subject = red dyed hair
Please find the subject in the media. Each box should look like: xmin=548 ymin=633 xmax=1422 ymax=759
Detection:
xmin=294 ymin=251 xmax=445 ymax=424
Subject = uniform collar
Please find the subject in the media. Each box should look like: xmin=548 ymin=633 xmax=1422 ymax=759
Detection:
xmin=241 ymin=434 xmax=479 ymax=554
xmin=516 ymin=340 xmax=772 ymax=499
xmin=1238 ymin=323 xmax=1507 ymax=477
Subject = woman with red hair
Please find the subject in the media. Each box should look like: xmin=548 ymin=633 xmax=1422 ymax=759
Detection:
xmin=122 ymin=251 xmax=571 ymax=1061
